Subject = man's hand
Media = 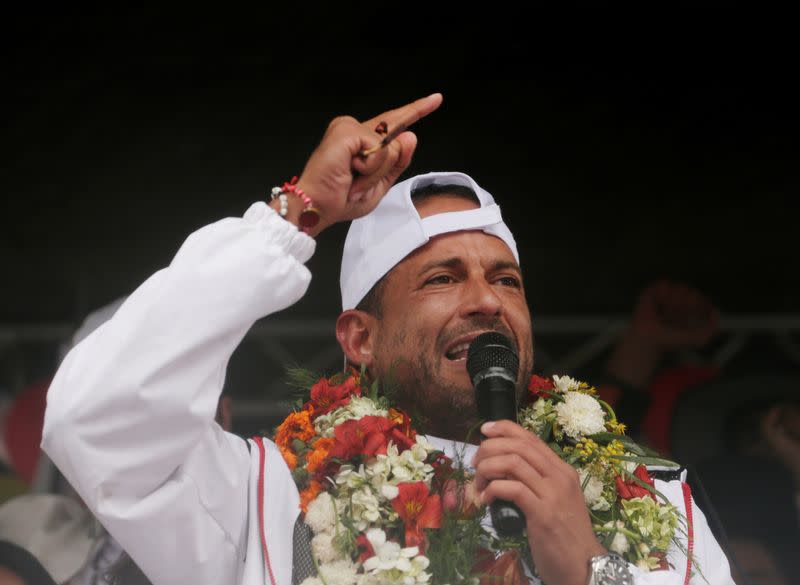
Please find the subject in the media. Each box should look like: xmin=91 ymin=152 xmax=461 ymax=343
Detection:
xmin=472 ymin=420 xmax=606 ymax=585
xmin=292 ymin=93 xmax=443 ymax=236
xmin=605 ymin=280 xmax=719 ymax=389
xmin=629 ymin=279 xmax=718 ymax=351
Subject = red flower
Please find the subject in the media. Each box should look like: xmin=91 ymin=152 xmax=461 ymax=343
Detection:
xmin=615 ymin=465 xmax=657 ymax=501
xmin=528 ymin=375 xmax=556 ymax=398
xmin=429 ymin=451 xmax=454 ymax=493
xmin=388 ymin=408 xmax=417 ymax=445
xmin=328 ymin=416 xmax=395 ymax=460
xmin=356 ymin=533 xmax=375 ymax=563
xmin=306 ymin=376 xmax=361 ymax=419
xmin=387 ymin=427 xmax=416 ymax=452
xmin=391 ymin=482 xmax=442 ymax=551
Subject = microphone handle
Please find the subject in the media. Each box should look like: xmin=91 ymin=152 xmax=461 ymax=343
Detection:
xmin=490 ymin=498 xmax=526 ymax=537
xmin=475 ymin=374 xmax=526 ymax=537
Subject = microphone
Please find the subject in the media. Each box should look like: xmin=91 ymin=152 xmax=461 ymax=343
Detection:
xmin=466 ymin=331 xmax=526 ymax=537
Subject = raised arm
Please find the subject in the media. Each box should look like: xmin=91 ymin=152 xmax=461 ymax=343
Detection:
xmin=42 ymin=93 xmax=442 ymax=585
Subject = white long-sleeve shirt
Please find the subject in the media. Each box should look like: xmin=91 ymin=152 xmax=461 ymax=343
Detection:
xmin=42 ymin=203 xmax=735 ymax=585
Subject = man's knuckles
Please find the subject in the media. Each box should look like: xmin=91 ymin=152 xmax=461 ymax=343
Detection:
xmin=326 ymin=115 xmax=360 ymax=132
xmin=475 ymin=452 xmax=529 ymax=478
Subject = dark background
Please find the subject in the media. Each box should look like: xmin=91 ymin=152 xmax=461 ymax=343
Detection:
xmin=3 ymin=13 xmax=798 ymax=576
xmin=2 ymin=8 xmax=798 ymax=371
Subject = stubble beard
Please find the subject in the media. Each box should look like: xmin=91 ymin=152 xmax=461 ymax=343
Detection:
xmin=399 ymin=353 xmax=481 ymax=443
xmin=373 ymin=326 xmax=534 ymax=444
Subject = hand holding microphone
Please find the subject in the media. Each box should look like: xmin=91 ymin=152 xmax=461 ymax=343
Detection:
xmin=468 ymin=332 xmax=610 ymax=585
xmin=467 ymin=331 xmax=526 ymax=537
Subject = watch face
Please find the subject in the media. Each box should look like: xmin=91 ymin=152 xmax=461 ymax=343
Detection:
xmin=595 ymin=553 xmax=633 ymax=585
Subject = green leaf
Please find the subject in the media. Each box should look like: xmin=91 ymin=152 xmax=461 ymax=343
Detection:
xmin=597 ymin=399 xmax=618 ymax=421
xmin=611 ymin=455 xmax=681 ymax=468
xmin=587 ymin=432 xmax=647 ymax=456
xmin=291 ymin=438 xmax=309 ymax=454
xmin=369 ymin=378 xmax=380 ymax=401
xmin=539 ymin=420 xmax=553 ymax=442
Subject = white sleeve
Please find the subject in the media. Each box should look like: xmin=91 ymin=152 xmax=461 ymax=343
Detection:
xmin=42 ymin=202 xmax=315 ymax=585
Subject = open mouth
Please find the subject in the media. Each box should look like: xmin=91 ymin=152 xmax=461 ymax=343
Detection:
xmin=445 ymin=342 xmax=471 ymax=361
xmin=443 ymin=329 xmax=518 ymax=364
xmin=443 ymin=331 xmax=494 ymax=362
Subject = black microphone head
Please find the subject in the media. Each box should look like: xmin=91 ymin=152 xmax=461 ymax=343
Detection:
xmin=466 ymin=331 xmax=519 ymax=382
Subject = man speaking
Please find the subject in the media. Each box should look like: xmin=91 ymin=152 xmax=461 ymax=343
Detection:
xmin=42 ymin=94 xmax=733 ymax=585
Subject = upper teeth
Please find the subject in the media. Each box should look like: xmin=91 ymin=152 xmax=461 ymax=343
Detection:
xmin=447 ymin=343 xmax=470 ymax=357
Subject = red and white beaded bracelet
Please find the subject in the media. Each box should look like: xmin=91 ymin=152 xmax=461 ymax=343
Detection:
xmin=270 ymin=176 xmax=320 ymax=232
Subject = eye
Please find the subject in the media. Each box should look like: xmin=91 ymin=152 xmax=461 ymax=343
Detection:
xmin=496 ymin=276 xmax=521 ymax=288
xmin=425 ymin=274 xmax=455 ymax=286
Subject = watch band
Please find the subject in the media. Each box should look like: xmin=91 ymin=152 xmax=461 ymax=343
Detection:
xmin=587 ymin=552 xmax=633 ymax=585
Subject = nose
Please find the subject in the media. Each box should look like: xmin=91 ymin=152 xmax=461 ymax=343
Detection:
xmin=460 ymin=277 xmax=503 ymax=318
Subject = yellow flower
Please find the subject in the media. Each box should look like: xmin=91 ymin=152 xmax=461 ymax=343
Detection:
xmin=603 ymin=440 xmax=626 ymax=457
xmin=576 ymin=438 xmax=599 ymax=459
xmin=606 ymin=420 xmax=627 ymax=435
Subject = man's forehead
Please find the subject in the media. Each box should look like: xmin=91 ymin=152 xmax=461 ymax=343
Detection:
xmin=394 ymin=229 xmax=521 ymax=276
xmin=414 ymin=192 xmax=480 ymax=218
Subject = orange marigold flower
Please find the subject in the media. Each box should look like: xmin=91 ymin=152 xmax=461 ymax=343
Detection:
xmin=279 ymin=446 xmax=298 ymax=470
xmin=306 ymin=437 xmax=335 ymax=474
xmin=300 ymin=480 xmax=323 ymax=513
xmin=274 ymin=410 xmax=315 ymax=448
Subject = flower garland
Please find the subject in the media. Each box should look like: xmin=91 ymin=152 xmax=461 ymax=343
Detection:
xmin=272 ymin=369 xmax=690 ymax=585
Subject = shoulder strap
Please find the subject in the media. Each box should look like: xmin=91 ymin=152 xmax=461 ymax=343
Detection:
xmin=252 ymin=436 xmax=277 ymax=585
xmin=681 ymin=482 xmax=694 ymax=585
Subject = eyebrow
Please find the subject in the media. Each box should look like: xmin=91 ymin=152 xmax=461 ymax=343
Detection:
xmin=417 ymin=257 xmax=523 ymax=277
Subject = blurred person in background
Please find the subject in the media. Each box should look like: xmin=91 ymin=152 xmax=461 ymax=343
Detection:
xmin=590 ymin=279 xmax=721 ymax=454
xmin=0 ymin=297 xmax=234 ymax=585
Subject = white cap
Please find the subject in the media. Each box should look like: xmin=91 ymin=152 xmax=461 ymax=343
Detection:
xmin=340 ymin=171 xmax=519 ymax=311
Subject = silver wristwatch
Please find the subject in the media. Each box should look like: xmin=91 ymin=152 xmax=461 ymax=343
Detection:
xmin=587 ymin=552 xmax=633 ymax=585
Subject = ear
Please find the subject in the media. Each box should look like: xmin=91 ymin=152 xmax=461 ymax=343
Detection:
xmin=336 ymin=309 xmax=378 ymax=368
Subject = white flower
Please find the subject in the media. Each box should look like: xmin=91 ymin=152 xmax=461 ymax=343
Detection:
xmin=305 ymin=491 xmax=336 ymax=534
xmin=578 ymin=469 xmax=610 ymax=511
xmin=362 ymin=528 xmax=419 ymax=572
xmin=381 ymin=483 xmax=399 ymax=500
xmin=553 ymin=374 xmax=581 ymax=394
xmin=521 ymin=398 xmax=552 ymax=434
xmin=348 ymin=396 xmax=389 ymax=418
xmin=365 ymin=441 xmax=434 ymax=494
xmin=609 ymin=531 xmax=630 ymax=554
xmin=636 ymin=559 xmax=652 ymax=571
xmin=335 ymin=464 xmax=369 ymax=490
xmin=555 ymin=391 xmax=606 ymax=439
xmin=314 ymin=397 xmax=388 ymax=437
xmin=351 ymin=486 xmax=383 ymax=529
xmin=317 ymin=559 xmax=359 ymax=585
xmin=360 ymin=528 xmax=430 ymax=583
xmin=312 ymin=532 xmax=344 ymax=563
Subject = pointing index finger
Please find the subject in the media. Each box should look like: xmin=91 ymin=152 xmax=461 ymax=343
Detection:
xmin=360 ymin=93 xmax=443 ymax=156
xmin=364 ymin=92 xmax=443 ymax=129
